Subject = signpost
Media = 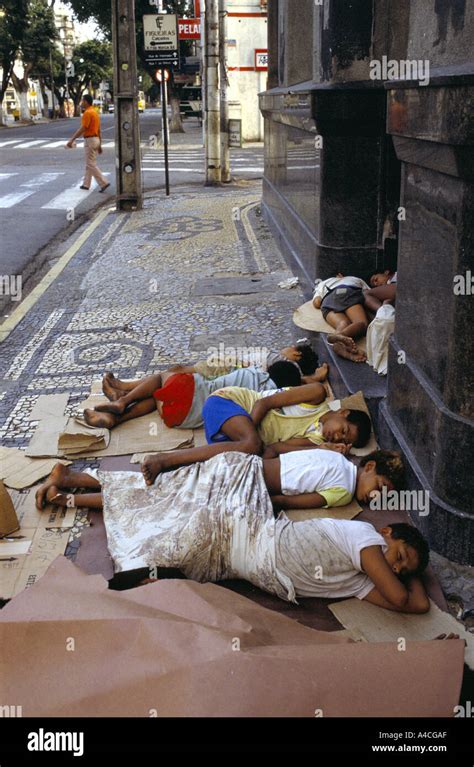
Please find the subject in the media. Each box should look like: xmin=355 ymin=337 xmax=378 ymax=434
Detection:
xmin=143 ymin=13 xmax=180 ymax=196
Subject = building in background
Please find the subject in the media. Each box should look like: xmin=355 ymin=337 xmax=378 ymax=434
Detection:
xmin=225 ymin=0 xmax=268 ymax=141
xmin=259 ymin=0 xmax=474 ymax=566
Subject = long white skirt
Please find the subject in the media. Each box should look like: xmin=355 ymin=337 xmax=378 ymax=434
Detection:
xmin=100 ymin=452 xmax=295 ymax=601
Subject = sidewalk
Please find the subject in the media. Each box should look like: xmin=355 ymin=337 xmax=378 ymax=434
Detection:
xmin=0 ymin=181 xmax=305 ymax=448
xmin=0 ymin=180 xmax=471 ymax=622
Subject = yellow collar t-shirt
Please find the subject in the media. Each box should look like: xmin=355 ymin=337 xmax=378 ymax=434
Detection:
xmin=212 ymin=386 xmax=330 ymax=446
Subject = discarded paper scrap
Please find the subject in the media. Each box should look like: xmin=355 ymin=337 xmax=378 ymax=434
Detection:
xmin=329 ymin=596 xmax=474 ymax=670
xmin=0 ymin=447 xmax=71 ymax=490
xmin=0 ymin=489 xmax=76 ymax=600
xmin=0 ymin=557 xmax=465 ymax=717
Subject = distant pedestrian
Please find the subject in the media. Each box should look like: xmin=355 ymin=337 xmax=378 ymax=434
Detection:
xmin=66 ymin=94 xmax=110 ymax=193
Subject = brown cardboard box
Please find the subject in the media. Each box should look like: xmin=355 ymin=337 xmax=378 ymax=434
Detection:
xmin=0 ymin=481 xmax=20 ymax=536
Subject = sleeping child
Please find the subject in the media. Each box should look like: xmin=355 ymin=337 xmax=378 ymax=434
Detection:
xmin=35 ymin=450 xmax=429 ymax=614
xmin=312 ymin=271 xmax=397 ymax=363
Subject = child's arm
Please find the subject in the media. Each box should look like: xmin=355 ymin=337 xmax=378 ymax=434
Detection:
xmin=271 ymin=492 xmax=327 ymax=510
xmin=251 ymin=382 xmax=326 ymax=426
xmin=361 ymin=546 xmax=430 ymax=613
xmin=263 ymin=439 xmax=351 ymax=458
xmin=313 ymin=296 xmax=322 ymax=309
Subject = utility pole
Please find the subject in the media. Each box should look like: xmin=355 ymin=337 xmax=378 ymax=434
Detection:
xmin=112 ymin=0 xmax=143 ymax=211
xmin=204 ymin=0 xmax=221 ymax=184
xmin=218 ymin=0 xmax=230 ymax=182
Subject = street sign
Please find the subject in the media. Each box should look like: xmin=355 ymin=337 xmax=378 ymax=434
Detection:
xmin=65 ymin=62 xmax=75 ymax=77
xmin=255 ymin=49 xmax=268 ymax=71
xmin=155 ymin=68 xmax=170 ymax=82
xmin=143 ymin=14 xmax=179 ymax=67
xmin=178 ymin=18 xmax=201 ymax=39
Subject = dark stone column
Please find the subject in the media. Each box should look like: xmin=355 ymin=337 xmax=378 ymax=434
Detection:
xmin=379 ymin=79 xmax=474 ymax=564
xmin=267 ymin=0 xmax=279 ymax=90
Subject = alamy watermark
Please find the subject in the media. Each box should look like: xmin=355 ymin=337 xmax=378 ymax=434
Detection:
xmin=370 ymin=56 xmax=430 ymax=87
xmin=206 ymin=343 xmax=270 ymax=368
xmin=370 ymin=487 xmax=430 ymax=516
xmin=453 ymin=270 xmax=474 ymax=295
xmin=0 ymin=274 xmax=22 ymax=302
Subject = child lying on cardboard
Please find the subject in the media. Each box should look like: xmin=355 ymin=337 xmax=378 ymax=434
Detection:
xmin=34 ymin=449 xmax=429 ymax=614
xmin=84 ymin=342 xmax=329 ymax=431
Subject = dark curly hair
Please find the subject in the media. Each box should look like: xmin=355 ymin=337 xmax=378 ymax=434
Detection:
xmin=268 ymin=360 xmax=302 ymax=388
xmin=295 ymin=343 xmax=319 ymax=375
xmin=346 ymin=409 xmax=372 ymax=448
xmin=360 ymin=449 xmax=406 ymax=490
xmin=387 ymin=522 xmax=430 ymax=575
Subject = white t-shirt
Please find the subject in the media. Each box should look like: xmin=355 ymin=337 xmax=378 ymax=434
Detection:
xmin=313 ymin=276 xmax=369 ymax=300
xmin=275 ymin=518 xmax=387 ymax=600
xmin=279 ymin=449 xmax=357 ymax=507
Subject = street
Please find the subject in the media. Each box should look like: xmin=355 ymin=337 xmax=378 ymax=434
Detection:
xmin=0 ymin=111 xmax=264 ymax=281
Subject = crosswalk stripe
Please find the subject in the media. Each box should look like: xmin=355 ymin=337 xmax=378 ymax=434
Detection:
xmin=20 ymin=172 xmax=66 ymax=188
xmin=0 ymin=172 xmax=18 ymax=181
xmin=0 ymin=190 xmax=35 ymax=208
xmin=16 ymin=139 xmax=49 ymax=148
xmin=41 ymin=140 xmax=68 ymax=148
xmin=0 ymin=139 xmax=23 ymax=148
xmin=41 ymin=174 xmax=111 ymax=210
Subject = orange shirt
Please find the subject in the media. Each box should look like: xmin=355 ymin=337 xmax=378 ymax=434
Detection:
xmin=81 ymin=106 xmax=100 ymax=137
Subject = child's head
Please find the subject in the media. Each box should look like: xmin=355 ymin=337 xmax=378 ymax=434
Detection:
xmin=294 ymin=343 xmax=319 ymax=375
xmin=381 ymin=523 xmax=430 ymax=578
xmin=268 ymin=360 xmax=302 ymax=388
xmin=370 ymin=270 xmax=393 ymax=288
xmin=321 ymin=408 xmax=372 ymax=447
xmin=356 ymin=449 xmax=405 ymax=503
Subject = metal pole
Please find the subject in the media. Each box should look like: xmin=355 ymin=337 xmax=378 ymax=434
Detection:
xmin=111 ymin=0 xmax=143 ymax=211
xmin=161 ymin=68 xmax=170 ymax=196
xmin=218 ymin=0 xmax=230 ymax=182
xmin=49 ymin=49 xmax=56 ymax=119
xmin=205 ymin=0 xmax=221 ymax=184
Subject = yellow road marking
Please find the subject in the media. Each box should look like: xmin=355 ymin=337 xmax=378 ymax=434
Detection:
xmin=0 ymin=207 xmax=112 ymax=344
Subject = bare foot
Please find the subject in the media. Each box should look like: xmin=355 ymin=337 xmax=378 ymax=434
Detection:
xmin=35 ymin=463 xmax=71 ymax=510
xmin=141 ymin=454 xmax=166 ymax=486
xmin=45 ymin=485 xmax=70 ymax=507
xmin=328 ymin=334 xmax=358 ymax=351
xmin=333 ymin=341 xmax=367 ymax=363
xmin=303 ymin=362 xmax=329 ymax=384
xmin=94 ymin=399 xmax=127 ymax=415
xmin=102 ymin=373 xmax=126 ymax=402
xmin=84 ymin=408 xmax=119 ymax=429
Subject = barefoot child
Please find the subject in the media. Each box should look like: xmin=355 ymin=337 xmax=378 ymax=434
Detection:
xmin=139 ymin=381 xmax=372 ymax=485
xmin=312 ymin=271 xmax=398 ymax=363
xmin=85 ymin=356 xmax=329 ymax=431
xmin=35 ymin=453 xmax=429 ymax=614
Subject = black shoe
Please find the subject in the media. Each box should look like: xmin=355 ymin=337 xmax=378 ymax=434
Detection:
xmin=99 ymin=183 xmax=111 ymax=193
xmin=79 ymin=185 xmax=90 ymax=190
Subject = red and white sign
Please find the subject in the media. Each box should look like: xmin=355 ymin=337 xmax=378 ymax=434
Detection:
xmin=194 ymin=0 xmax=201 ymax=16
xmin=178 ymin=18 xmax=201 ymax=39
xmin=255 ymin=49 xmax=268 ymax=71
xmin=155 ymin=68 xmax=170 ymax=82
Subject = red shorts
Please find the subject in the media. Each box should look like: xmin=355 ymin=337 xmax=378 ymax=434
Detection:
xmin=153 ymin=373 xmax=195 ymax=428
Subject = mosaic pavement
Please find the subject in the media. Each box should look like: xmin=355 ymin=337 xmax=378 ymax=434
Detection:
xmin=0 ymin=182 xmax=307 ymax=557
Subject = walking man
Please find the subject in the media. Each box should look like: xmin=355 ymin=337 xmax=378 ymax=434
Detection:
xmin=66 ymin=94 xmax=110 ymax=192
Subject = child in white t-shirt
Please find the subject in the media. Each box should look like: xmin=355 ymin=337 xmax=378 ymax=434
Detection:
xmin=262 ymin=448 xmax=405 ymax=509
xmin=312 ymin=274 xmax=370 ymax=363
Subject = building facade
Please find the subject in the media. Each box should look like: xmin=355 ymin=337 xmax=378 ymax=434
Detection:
xmin=259 ymin=0 xmax=474 ymax=565
xmin=225 ymin=0 xmax=268 ymax=141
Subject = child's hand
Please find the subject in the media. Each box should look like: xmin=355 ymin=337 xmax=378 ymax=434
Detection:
xmin=281 ymin=346 xmax=302 ymax=362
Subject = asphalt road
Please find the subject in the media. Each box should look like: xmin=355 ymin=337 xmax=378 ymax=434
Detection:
xmin=0 ymin=110 xmax=264 ymax=282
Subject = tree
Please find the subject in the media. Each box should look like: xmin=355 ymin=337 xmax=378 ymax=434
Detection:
xmin=67 ymin=40 xmax=112 ymax=115
xmin=10 ymin=0 xmax=57 ymax=120
xmin=0 ymin=0 xmax=28 ymax=121
xmin=68 ymin=0 xmax=194 ymax=131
